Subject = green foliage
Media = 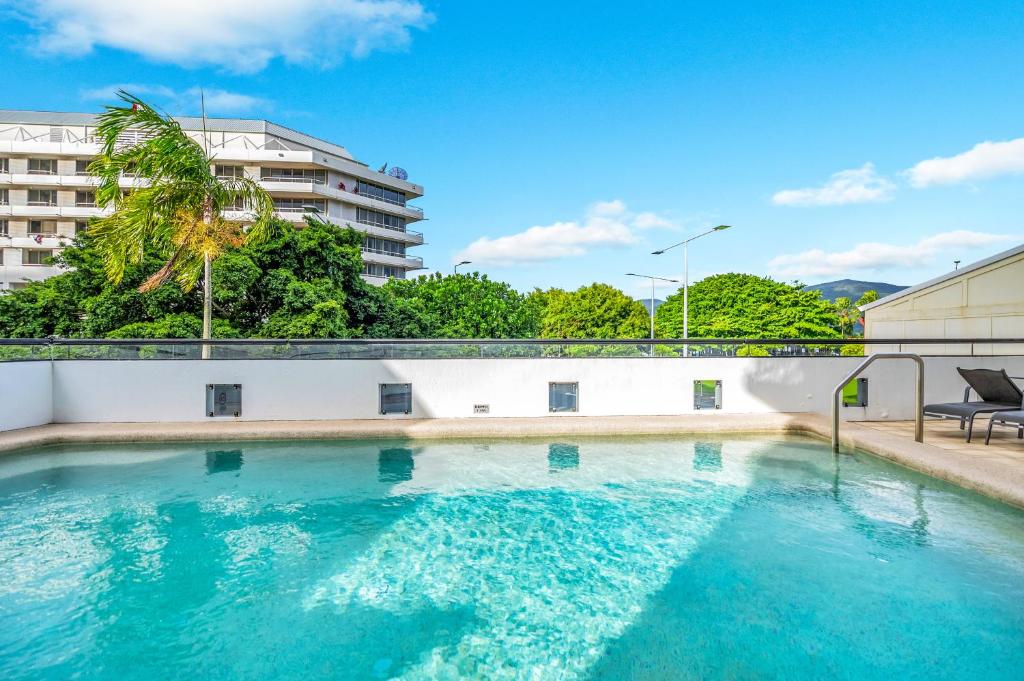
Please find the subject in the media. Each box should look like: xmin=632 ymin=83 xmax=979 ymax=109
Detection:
xmin=90 ymin=91 xmax=275 ymax=291
xmin=655 ymin=273 xmax=840 ymax=339
xmin=533 ymin=283 xmax=648 ymax=339
xmin=0 ymin=219 xmax=414 ymax=340
xmin=841 ymin=344 xmax=865 ymax=357
xmin=384 ymin=272 xmax=536 ymax=338
xmin=855 ymin=290 xmax=879 ymax=307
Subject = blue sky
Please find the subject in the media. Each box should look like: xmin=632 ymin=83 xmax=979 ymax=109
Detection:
xmin=2 ymin=1 xmax=1023 ymax=296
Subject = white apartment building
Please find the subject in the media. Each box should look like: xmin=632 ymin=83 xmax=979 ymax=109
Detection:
xmin=0 ymin=110 xmax=425 ymax=290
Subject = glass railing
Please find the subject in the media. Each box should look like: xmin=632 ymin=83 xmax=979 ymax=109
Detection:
xmin=2 ymin=338 xmax=1022 ymax=362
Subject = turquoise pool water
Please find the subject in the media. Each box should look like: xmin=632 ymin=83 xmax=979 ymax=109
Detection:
xmin=0 ymin=435 xmax=1022 ymax=680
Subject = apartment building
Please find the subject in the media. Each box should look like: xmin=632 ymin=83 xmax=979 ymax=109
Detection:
xmin=0 ymin=110 xmax=425 ymax=290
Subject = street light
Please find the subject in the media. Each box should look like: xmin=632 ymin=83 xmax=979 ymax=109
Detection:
xmin=652 ymin=225 xmax=730 ymax=355
xmin=454 ymin=260 xmax=471 ymax=274
xmin=625 ymin=273 xmax=679 ymax=340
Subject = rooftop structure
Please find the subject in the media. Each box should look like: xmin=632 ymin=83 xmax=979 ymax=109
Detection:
xmin=862 ymin=242 xmax=1024 ymax=354
xmin=0 ymin=109 xmax=426 ymax=290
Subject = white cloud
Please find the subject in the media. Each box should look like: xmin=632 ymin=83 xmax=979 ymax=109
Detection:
xmin=768 ymin=230 xmax=1016 ymax=278
xmin=906 ymin=138 xmax=1024 ymax=187
xmin=455 ymin=200 xmax=649 ymax=266
xmin=13 ymin=0 xmax=432 ymax=73
xmin=772 ymin=163 xmax=896 ymax=206
xmin=80 ymin=84 xmax=269 ymax=115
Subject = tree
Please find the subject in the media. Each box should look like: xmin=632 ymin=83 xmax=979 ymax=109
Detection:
xmin=384 ymin=272 xmax=536 ymax=338
xmin=654 ymin=273 xmax=839 ymax=338
xmin=90 ymin=91 xmax=275 ymax=350
xmin=0 ymin=219 xmax=421 ymax=340
xmin=834 ymin=296 xmax=858 ymax=338
xmin=533 ymin=283 xmax=648 ymax=338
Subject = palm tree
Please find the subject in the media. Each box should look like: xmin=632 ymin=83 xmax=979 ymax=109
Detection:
xmin=90 ymin=91 xmax=276 ymax=354
xmin=834 ymin=296 xmax=856 ymax=338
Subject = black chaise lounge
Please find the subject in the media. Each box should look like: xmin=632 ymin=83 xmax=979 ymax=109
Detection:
xmin=985 ymin=410 xmax=1024 ymax=445
xmin=922 ymin=368 xmax=1024 ymax=443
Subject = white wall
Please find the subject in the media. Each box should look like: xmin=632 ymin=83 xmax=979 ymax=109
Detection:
xmin=46 ymin=356 xmax=1024 ymax=424
xmin=864 ymin=244 xmax=1024 ymax=355
xmin=0 ymin=361 xmax=52 ymax=431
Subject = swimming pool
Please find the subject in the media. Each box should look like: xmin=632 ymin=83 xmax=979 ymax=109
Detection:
xmin=0 ymin=435 xmax=1021 ymax=680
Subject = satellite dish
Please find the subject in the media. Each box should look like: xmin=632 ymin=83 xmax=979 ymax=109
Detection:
xmin=377 ymin=162 xmax=388 ymax=173
xmin=388 ymin=166 xmax=408 ymax=181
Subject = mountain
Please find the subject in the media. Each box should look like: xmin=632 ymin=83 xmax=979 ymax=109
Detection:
xmin=636 ymin=298 xmax=664 ymax=314
xmin=803 ymin=279 xmax=906 ymax=303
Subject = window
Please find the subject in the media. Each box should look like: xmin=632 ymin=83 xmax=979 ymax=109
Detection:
xmin=693 ymin=380 xmax=722 ymax=410
xmin=379 ymin=383 xmax=412 ymax=415
xmin=27 ymin=158 xmax=57 ymax=175
xmin=273 ymin=198 xmax=326 ymax=213
xmin=0 ymin=158 xmax=8 ymax=173
xmin=0 ymin=189 xmax=7 ymax=206
xmin=362 ymin=263 xmax=406 ymax=279
xmin=356 ymin=207 xmax=406 ymax=231
xmin=215 ymin=165 xmax=243 ymax=180
xmin=0 ymin=220 xmax=7 ymax=236
xmin=75 ymin=160 xmax=90 ymax=176
xmin=363 ymin=236 xmax=406 ymax=258
xmin=549 ymin=382 xmax=578 ymax=413
xmin=75 ymin=191 xmax=96 ymax=207
xmin=28 ymin=220 xmax=57 ymax=235
xmin=260 ymin=167 xmax=326 ymax=184
xmin=27 ymin=189 xmax=57 ymax=206
xmin=22 ymin=249 xmax=54 ymax=265
xmin=74 ymin=220 xmax=88 ymax=234
xmin=356 ymin=180 xmax=406 ymax=206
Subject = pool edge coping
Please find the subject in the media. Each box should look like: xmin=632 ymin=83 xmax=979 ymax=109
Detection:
xmin=2 ymin=413 xmax=1022 ymax=510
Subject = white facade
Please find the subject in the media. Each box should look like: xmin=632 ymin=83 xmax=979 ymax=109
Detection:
xmin=0 ymin=110 xmax=426 ymax=290
xmin=862 ymin=243 xmax=1024 ymax=355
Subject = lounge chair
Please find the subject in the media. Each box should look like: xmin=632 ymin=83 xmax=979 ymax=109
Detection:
xmin=985 ymin=410 xmax=1024 ymax=445
xmin=922 ymin=368 xmax=1024 ymax=442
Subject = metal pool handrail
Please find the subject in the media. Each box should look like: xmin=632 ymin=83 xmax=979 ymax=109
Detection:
xmin=832 ymin=353 xmax=924 ymax=453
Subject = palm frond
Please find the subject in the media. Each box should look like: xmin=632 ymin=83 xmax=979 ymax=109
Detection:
xmin=90 ymin=90 xmax=276 ymax=296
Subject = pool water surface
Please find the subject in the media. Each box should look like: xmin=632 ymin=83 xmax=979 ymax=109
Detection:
xmin=0 ymin=435 xmax=1021 ymax=680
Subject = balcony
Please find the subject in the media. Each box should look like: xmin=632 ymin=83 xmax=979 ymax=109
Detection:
xmin=254 ymin=177 xmax=424 ymax=221
xmin=346 ymin=220 xmax=424 ymax=244
xmin=11 ymin=174 xmax=61 ymax=186
xmin=360 ymin=248 xmax=424 ymax=270
xmin=21 ymin=204 xmax=60 ymax=217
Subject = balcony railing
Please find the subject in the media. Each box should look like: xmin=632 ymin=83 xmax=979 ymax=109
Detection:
xmin=27 ymin=201 xmax=57 ymax=207
xmin=351 ymin=221 xmax=423 ymax=239
xmin=1 ymin=337 xmax=1022 ymax=362
xmin=260 ymin=176 xmax=326 ymax=185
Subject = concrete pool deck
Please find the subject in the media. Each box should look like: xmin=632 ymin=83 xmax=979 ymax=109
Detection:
xmin=1 ymin=413 xmax=1022 ymax=509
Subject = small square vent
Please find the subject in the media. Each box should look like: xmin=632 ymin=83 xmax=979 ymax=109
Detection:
xmin=380 ymin=383 xmax=412 ymax=415
xmin=207 ymin=384 xmax=242 ymax=417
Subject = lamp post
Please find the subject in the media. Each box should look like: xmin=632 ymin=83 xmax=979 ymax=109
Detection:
xmin=625 ymin=273 xmax=679 ymax=340
xmin=652 ymin=225 xmax=730 ymax=355
xmin=302 ymin=204 xmax=328 ymax=225
xmin=454 ymin=260 xmax=471 ymax=274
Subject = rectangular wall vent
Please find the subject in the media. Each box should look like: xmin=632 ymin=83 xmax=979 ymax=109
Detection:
xmin=694 ymin=380 xmax=722 ymax=410
xmin=207 ymin=384 xmax=241 ymax=417
xmin=380 ymin=383 xmax=412 ymax=415
xmin=549 ymin=382 xmax=579 ymax=413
